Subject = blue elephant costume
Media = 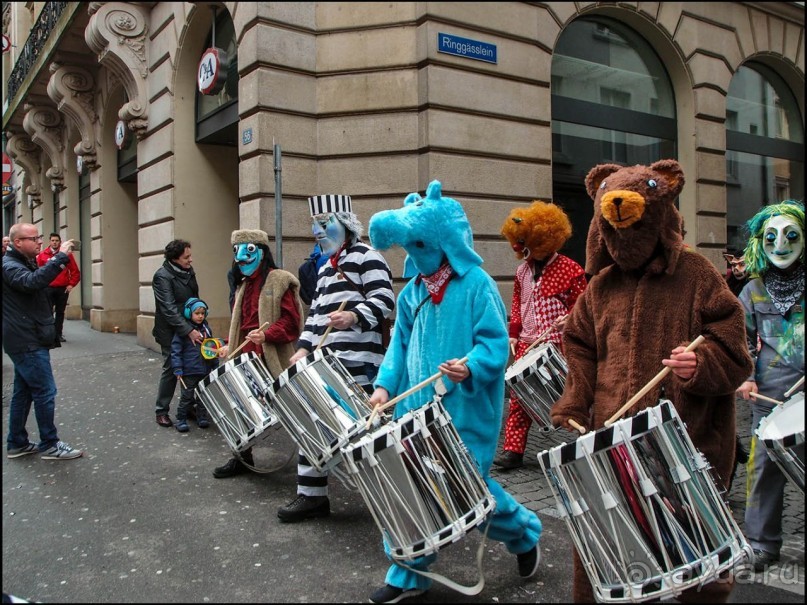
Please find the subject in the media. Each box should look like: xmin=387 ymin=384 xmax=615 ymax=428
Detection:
xmin=368 ymin=181 xmax=542 ymax=600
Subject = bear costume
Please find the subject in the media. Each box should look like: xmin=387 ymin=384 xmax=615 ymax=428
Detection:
xmin=550 ymin=159 xmax=754 ymax=602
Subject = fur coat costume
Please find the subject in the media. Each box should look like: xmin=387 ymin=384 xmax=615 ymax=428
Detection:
xmin=368 ymin=180 xmax=542 ymax=592
xmin=550 ymin=160 xmax=754 ymax=603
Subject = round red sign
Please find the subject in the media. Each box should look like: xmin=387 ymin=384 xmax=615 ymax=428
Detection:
xmin=197 ymin=47 xmax=229 ymax=95
xmin=2 ymin=152 xmax=13 ymax=185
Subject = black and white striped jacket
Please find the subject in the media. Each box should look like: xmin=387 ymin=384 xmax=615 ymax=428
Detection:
xmin=297 ymin=241 xmax=394 ymax=384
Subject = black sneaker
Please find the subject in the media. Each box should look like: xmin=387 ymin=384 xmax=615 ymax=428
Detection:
xmin=493 ymin=450 xmax=524 ymax=470
xmin=369 ymin=585 xmax=424 ymax=604
xmin=212 ymin=454 xmax=253 ymax=478
xmin=277 ymin=494 xmax=330 ymax=523
xmin=517 ymin=545 xmax=541 ymax=578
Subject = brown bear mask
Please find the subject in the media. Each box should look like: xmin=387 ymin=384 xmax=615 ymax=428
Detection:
xmin=584 ymin=159 xmax=686 ymax=275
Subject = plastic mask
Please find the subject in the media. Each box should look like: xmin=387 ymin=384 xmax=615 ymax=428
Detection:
xmin=233 ymin=242 xmax=264 ymax=276
xmin=763 ymin=215 xmax=803 ymax=270
xmin=312 ymin=213 xmax=346 ymax=256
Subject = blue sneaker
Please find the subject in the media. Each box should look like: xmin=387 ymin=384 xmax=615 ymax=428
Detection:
xmin=175 ymin=420 xmax=189 ymax=433
xmin=7 ymin=443 xmax=38 ymax=458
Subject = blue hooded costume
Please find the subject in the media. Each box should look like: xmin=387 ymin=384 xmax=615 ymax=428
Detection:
xmin=369 ymin=180 xmax=542 ymax=592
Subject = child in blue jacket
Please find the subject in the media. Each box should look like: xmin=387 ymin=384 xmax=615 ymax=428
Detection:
xmin=171 ymin=298 xmax=218 ymax=432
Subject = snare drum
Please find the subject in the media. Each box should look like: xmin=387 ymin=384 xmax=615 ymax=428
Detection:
xmin=266 ymin=348 xmax=374 ymax=473
xmin=196 ymin=352 xmax=278 ymax=453
xmin=341 ymin=397 xmax=495 ymax=561
xmin=505 ymin=342 xmax=568 ymax=429
xmin=756 ymin=391 xmax=805 ymax=494
xmin=538 ymin=399 xmax=750 ymax=603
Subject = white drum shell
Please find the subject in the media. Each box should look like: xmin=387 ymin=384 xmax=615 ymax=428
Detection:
xmin=341 ymin=398 xmax=495 ymax=561
xmin=505 ymin=342 xmax=568 ymax=429
xmin=756 ymin=391 xmax=805 ymax=494
xmin=538 ymin=399 xmax=750 ymax=603
xmin=196 ymin=352 xmax=278 ymax=453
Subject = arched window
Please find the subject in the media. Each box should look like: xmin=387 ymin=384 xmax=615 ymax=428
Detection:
xmin=196 ymin=10 xmax=238 ymax=145
xmin=725 ymin=63 xmax=804 ymax=252
xmin=551 ymin=17 xmax=677 ymax=265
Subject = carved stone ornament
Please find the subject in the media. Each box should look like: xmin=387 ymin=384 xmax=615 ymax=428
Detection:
xmin=6 ymin=133 xmax=43 ymax=207
xmin=22 ymin=103 xmax=66 ymax=192
xmin=85 ymin=2 xmax=149 ymax=138
xmin=48 ymin=62 xmax=100 ymax=170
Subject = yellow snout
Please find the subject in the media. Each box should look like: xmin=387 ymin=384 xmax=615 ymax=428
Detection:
xmin=600 ymin=190 xmax=646 ymax=228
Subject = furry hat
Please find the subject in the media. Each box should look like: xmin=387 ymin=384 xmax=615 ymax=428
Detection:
xmin=501 ymin=200 xmax=572 ymax=262
xmin=369 ymin=180 xmax=482 ymax=278
xmin=231 ymin=229 xmax=270 ymax=247
xmin=584 ymin=159 xmax=685 ymax=276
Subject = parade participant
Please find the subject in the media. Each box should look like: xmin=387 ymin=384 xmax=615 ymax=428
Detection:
xmin=493 ymin=201 xmax=586 ymax=470
xmin=280 ymin=194 xmax=394 ymax=523
xmin=735 ymin=200 xmax=804 ymax=572
xmin=171 ymin=298 xmax=218 ymax=432
xmin=212 ymin=229 xmax=304 ymax=477
xmin=4 ymin=224 xmax=83 ymax=460
xmin=551 ymin=160 xmax=753 ymax=603
xmin=366 ymin=180 xmax=542 ymax=604
xmin=723 ymin=248 xmax=749 ymax=297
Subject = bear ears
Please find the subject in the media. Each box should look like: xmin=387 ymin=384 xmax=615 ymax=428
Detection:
xmin=584 ymin=159 xmax=685 ymax=201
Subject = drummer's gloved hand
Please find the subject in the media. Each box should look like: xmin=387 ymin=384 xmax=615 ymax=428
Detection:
xmin=174 ymin=369 xmax=183 ymax=376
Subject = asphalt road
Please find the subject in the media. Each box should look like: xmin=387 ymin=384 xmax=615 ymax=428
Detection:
xmin=2 ymin=319 xmax=803 ymax=603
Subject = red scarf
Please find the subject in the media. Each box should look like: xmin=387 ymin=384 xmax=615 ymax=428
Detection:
xmin=329 ymin=241 xmax=349 ymax=268
xmin=419 ymin=263 xmax=454 ymax=304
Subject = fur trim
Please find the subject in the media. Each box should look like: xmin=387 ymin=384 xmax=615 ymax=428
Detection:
xmin=231 ymin=229 xmax=270 ymax=247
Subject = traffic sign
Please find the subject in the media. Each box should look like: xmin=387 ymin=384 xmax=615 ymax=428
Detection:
xmin=1 ymin=34 xmax=10 ymax=54
xmin=2 ymin=183 xmax=13 ymax=196
xmin=2 ymin=153 xmax=13 ymax=184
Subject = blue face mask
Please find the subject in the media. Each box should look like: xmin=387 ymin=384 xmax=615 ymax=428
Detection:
xmin=233 ymin=243 xmax=264 ymax=276
xmin=312 ymin=214 xmax=346 ymax=256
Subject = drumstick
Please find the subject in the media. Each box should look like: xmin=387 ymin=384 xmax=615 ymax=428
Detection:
xmin=605 ymin=335 xmax=706 ymax=427
xmin=177 ymin=375 xmax=187 ymax=390
xmin=749 ymin=391 xmax=784 ymax=406
xmin=783 ymin=376 xmax=804 ymax=398
xmin=522 ymin=314 xmax=568 ymax=356
xmin=567 ymin=418 xmax=587 ymax=434
xmin=227 ymin=322 xmax=271 ymax=359
xmin=315 ymin=300 xmax=349 ymax=352
xmin=365 ymin=356 xmax=470 ymax=430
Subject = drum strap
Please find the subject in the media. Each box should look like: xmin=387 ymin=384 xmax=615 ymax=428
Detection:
xmin=396 ymin=518 xmax=491 ymax=596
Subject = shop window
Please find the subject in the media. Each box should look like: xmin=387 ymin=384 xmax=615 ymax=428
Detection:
xmin=725 ymin=63 xmax=804 ymax=253
xmin=196 ymin=10 xmax=238 ymax=146
xmin=551 ymin=16 xmax=676 ymax=266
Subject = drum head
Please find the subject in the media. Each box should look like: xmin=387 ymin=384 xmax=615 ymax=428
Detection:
xmin=758 ymin=392 xmax=805 ymax=441
xmin=241 ymin=424 xmax=298 ymax=474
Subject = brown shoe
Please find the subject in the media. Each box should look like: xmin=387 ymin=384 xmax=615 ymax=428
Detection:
xmin=156 ymin=414 xmax=173 ymax=427
xmin=493 ymin=450 xmax=524 ymax=470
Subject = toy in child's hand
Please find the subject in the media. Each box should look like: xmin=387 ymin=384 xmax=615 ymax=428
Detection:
xmin=201 ymin=338 xmax=226 ymax=360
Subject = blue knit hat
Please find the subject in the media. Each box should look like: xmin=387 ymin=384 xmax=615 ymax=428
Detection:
xmin=183 ymin=297 xmax=208 ymax=320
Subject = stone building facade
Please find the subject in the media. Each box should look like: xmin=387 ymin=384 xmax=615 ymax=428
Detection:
xmin=2 ymin=2 xmax=804 ymax=351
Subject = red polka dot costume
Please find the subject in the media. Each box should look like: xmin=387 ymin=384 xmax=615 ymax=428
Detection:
xmin=504 ymin=254 xmax=586 ymax=453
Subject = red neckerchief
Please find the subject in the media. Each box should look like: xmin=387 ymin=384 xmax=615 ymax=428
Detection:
xmin=418 ymin=263 xmax=454 ymax=304
xmin=329 ymin=241 xmax=349 ymax=269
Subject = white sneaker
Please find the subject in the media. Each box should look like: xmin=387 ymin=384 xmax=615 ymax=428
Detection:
xmin=40 ymin=441 xmax=83 ymax=460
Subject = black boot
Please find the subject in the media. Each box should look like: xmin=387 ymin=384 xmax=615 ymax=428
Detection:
xmin=493 ymin=450 xmax=524 ymax=470
xmin=213 ymin=451 xmax=254 ymax=478
xmin=277 ymin=494 xmax=330 ymax=523
xmin=196 ymin=406 xmax=210 ymax=429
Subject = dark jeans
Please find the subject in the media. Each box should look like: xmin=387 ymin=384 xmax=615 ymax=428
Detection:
xmin=7 ymin=349 xmax=60 ymax=451
xmin=155 ymin=344 xmax=177 ymax=416
xmin=176 ymin=374 xmax=206 ymax=420
xmin=45 ymin=286 xmax=70 ymax=338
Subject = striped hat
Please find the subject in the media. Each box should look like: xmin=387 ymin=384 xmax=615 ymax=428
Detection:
xmin=308 ymin=194 xmax=352 ymax=216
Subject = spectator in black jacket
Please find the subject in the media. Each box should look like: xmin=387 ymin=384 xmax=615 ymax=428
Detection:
xmin=3 ymin=223 xmax=83 ymax=460
xmin=152 ymin=239 xmax=201 ymax=427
